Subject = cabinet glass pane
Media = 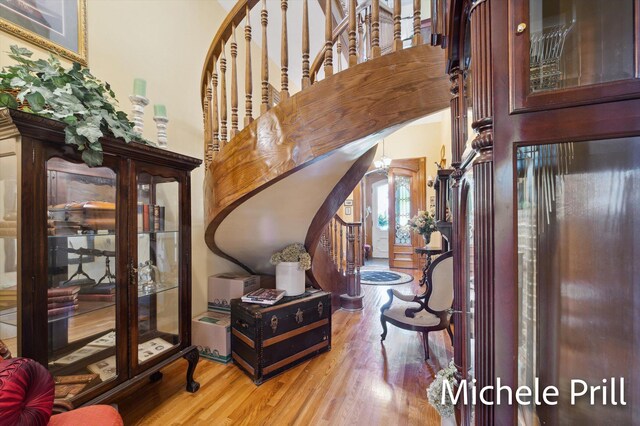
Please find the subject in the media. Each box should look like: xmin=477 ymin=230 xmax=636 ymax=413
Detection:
xmin=137 ymin=173 xmax=179 ymax=365
xmin=394 ymin=175 xmax=412 ymax=245
xmin=529 ymin=0 xmax=634 ymax=93
xmin=517 ymin=138 xmax=639 ymax=425
xmin=0 ymin=154 xmax=18 ymax=357
xmin=46 ymin=158 xmax=118 ymax=399
xmin=464 ymin=173 xmax=475 ymax=423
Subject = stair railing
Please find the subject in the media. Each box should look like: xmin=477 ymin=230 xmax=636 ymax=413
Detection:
xmin=320 ymin=214 xmax=363 ymax=297
xmin=200 ymin=0 xmax=427 ymax=167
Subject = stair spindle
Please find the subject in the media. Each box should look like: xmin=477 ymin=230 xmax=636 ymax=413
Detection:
xmin=245 ymin=4 xmax=253 ymax=126
xmin=230 ymin=25 xmax=239 ymax=138
xmin=393 ymin=0 xmax=402 ymax=51
xmin=261 ymin=0 xmax=269 ymax=113
xmin=348 ymin=0 xmax=357 ymax=66
xmin=302 ymin=0 xmax=310 ymax=89
xmin=336 ymin=41 xmax=342 ymax=72
xmin=211 ymin=55 xmax=219 ymax=154
xmin=340 ymin=224 xmax=344 ymax=273
xmin=281 ymin=0 xmax=290 ymax=99
xmin=328 ymin=222 xmax=333 ymax=259
xmin=365 ymin=10 xmax=371 ymax=60
xmin=413 ymin=0 xmax=423 ymax=46
xmin=333 ymin=220 xmax=338 ymax=265
xmin=203 ymin=73 xmax=211 ymax=164
xmin=324 ymin=0 xmax=333 ymax=77
xmin=371 ymin=0 xmax=381 ymax=58
xmin=220 ymin=41 xmax=228 ymax=146
xmin=358 ymin=14 xmax=364 ymax=62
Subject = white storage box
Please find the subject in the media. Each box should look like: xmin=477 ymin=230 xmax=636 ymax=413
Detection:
xmin=208 ymin=273 xmax=260 ymax=312
xmin=192 ymin=311 xmax=231 ymax=364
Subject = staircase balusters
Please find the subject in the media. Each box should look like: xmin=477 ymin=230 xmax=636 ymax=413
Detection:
xmin=346 ymin=225 xmax=356 ymax=296
xmin=358 ymin=14 xmax=364 ymax=62
xmin=393 ymin=0 xmax=402 ymax=51
xmin=336 ymin=41 xmax=342 ymax=72
xmin=211 ymin=55 xmax=219 ymax=155
xmin=348 ymin=0 xmax=357 ymax=66
xmin=219 ymin=41 xmax=228 ymax=147
xmin=281 ymin=0 xmax=290 ymax=99
xmin=413 ymin=0 xmax=423 ymax=46
xmin=324 ymin=0 xmax=333 ymax=77
xmin=371 ymin=0 xmax=381 ymax=58
xmin=328 ymin=221 xmax=334 ymax=260
xmin=204 ymin=72 xmax=211 ymax=164
xmin=230 ymin=25 xmax=239 ymax=138
xmin=261 ymin=0 xmax=269 ymax=113
xmin=333 ymin=219 xmax=338 ymax=265
xmin=365 ymin=9 xmax=371 ymax=60
xmin=302 ymin=0 xmax=310 ymax=89
xmin=245 ymin=4 xmax=253 ymax=126
xmin=339 ymin=224 xmax=344 ymax=273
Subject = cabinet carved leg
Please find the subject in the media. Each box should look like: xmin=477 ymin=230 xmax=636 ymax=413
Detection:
xmin=183 ymin=348 xmax=200 ymax=393
xmin=150 ymin=371 xmax=163 ymax=382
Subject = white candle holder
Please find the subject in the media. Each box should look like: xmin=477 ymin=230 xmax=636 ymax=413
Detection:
xmin=129 ymin=95 xmax=149 ymax=135
xmin=154 ymin=116 xmax=169 ymax=148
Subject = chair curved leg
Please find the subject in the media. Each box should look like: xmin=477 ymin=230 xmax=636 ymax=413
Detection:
xmin=422 ymin=332 xmax=430 ymax=360
xmin=380 ymin=315 xmax=388 ymax=341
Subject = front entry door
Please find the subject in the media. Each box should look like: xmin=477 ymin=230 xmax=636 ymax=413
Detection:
xmin=388 ymin=158 xmax=426 ymax=269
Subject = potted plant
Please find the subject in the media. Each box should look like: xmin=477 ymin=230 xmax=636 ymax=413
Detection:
xmin=0 ymin=45 xmax=146 ymax=166
xmin=408 ymin=210 xmax=437 ymax=246
xmin=270 ymin=243 xmax=311 ymax=296
xmin=427 ymin=360 xmax=458 ymax=424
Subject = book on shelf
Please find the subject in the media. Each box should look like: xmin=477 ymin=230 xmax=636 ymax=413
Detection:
xmin=78 ymin=283 xmax=115 ymax=295
xmin=54 ymin=346 xmax=104 ymax=365
xmin=87 ymin=356 xmax=117 ymax=381
xmin=54 ymin=373 xmax=100 ymax=386
xmin=140 ymin=204 xmax=166 ymax=233
xmin=48 ymin=300 xmax=79 ymax=309
xmin=55 ymin=383 xmax=88 ymax=399
xmin=47 ymin=294 xmax=78 ymax=304
xmin=47 ymin=286 xmax=81 ymax=297
xmin=241 ymin=288 xmax=286 ymax=305
xmin=48 ymin=304 xmax=79 ymax=317
xmin=87 ymin=331 xmax=116 ymax=348
xmin=138 ymin=338 xmax=172 ymax=363
xmin=77 ymin=293 xmax=115 ymax=302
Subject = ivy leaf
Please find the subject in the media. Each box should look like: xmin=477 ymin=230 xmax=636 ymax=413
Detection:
xmin=62 ymin=116 xmax=78 ymax=125
xmin=10 ymin=45 xmax=33 ymax=57
xmin=0 ymin=92 xmax=18 ymax=109
xmin=81 ymin=148 xmax=103 ymax=167
xmin=64 ymin=127 xmax=86 ymax=147
xmin=9 ymin=76 xmax=26 ymax=87
xmin=25 ymin=92 xmax=45 ymax=111
xmin=76 ymin=121 xmax=102 ymax=143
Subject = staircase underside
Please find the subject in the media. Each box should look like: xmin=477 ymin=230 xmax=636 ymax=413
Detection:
xmin=205 ymin=44 xmax=450 ymax=274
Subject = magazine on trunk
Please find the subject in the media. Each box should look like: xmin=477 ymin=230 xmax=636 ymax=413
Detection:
xmin=241 ymin=288 xmax=286 ymax=305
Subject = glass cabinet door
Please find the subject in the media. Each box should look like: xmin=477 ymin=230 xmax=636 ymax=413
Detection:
xmin=512 ymin=0 xmax=637 ymax=109
xmin=134 ymin=170 xmax=180 ymax=368
xmin=45 ymin=157 xmax=121 ymax=401
xmin=462 ymin=172 xmax=475 ymax=424
xmin=0 ymin=153 xmax=18 ymax=358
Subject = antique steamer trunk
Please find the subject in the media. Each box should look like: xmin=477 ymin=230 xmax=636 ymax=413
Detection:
xmin=230 ymin=291 xmax=331 ymax=384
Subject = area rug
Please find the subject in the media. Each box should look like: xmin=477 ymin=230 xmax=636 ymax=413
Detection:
xmin=360 ymin=269 xmax=414 ymax=285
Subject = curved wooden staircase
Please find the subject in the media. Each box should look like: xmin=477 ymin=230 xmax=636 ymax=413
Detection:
xmin=201 ymin=0 xmax=449 ymax=310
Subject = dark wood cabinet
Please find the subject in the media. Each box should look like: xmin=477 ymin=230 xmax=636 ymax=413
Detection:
xmin=230 ymin=291 xmax=331 ymax=385
xmin=0 ymin=109 xmax=201 ymax=407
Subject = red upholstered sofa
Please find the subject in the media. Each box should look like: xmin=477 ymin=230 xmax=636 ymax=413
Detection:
xmin=0 ymin=340 xmax=123 ymax=426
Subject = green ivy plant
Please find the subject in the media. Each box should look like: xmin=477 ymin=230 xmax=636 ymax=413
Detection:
xmin=0 ymin=45 xmax=148 ymax=166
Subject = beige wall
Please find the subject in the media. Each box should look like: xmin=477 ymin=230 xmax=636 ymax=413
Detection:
xmin=0 ymin=0 xmax=247 ymax=316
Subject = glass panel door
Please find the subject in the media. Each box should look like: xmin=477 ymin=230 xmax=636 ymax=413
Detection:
xmin=529 ymin=0 xmax=634 ymax=93
xmin=0 ymin=153 xmax=18 ymax=357
xmin=46 ymin=157 xmax=119 ymax=401
xmin=463 ymin=173 xmax=475 ymax=424
xmin=136 ymin=172 xmax=180 ymax=366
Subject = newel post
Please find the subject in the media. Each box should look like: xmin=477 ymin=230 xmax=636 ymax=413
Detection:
xmin=340 ymin=223 xmax=363 ymax=311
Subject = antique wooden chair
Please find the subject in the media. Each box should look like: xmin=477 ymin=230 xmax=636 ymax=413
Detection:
xmin=380 ymin=251 xmax=454 ymax=360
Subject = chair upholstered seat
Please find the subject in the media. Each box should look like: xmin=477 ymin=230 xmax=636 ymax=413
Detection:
xmin=380 ymin=251 xmax=454 ymax=360
xmin=382 ymin=306 xmax=441 ymax=327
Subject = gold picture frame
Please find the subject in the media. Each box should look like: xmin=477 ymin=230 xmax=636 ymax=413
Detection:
xmin=0 ymin=0 xmax=87 ymax=65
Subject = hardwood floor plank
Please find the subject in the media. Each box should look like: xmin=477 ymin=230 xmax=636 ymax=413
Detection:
xmin=117 ymin=269 xmax=451 ymax=425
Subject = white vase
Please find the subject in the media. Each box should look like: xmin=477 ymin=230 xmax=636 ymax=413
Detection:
xmin=275 ymin=262 xmax=306 ymax=296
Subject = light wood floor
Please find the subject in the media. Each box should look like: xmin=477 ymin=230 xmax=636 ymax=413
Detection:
xmin=117 ymin=272 xmax=452 ymax=425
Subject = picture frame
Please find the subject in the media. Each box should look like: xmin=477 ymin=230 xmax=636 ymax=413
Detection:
xmin=0 ymin=0 xmax=88 ymax=65
xmin=344 ymin=199 xmax=353 ymax=206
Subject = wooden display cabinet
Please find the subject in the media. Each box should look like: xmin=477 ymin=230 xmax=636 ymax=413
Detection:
xmin=0 ymin=109 xmax=201 ymax=407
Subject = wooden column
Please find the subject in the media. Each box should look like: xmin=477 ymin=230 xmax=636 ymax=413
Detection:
xmin=281 ymin=0 xmax=290 ymax=99
xmin=302 ymin=0 xmax=310 ymax=88
xmin=219 ymin=41 xmax=228 ymax=146
xmin=245 ymin=5 xmax=253 ymax=126
xmin=230 ymin=25 xmax=239 ymax=138
xmin=470 ymin=1 xmax=494 ymax=424
xmin=371 ymin=0 xmax=381 ymax=58
xmin=412 ymin=0 xmax=423 ymax=46
xmin=324 ymin=0 xmax=333 ymax=77
xmin=211 ymin=55 xmax=219 ymax=155
xmin=393 ymin=0 xmax=402 ymax=51
xmin=261 ymin=0 xmax=269 ymax=113
xmin=348 ymin=0 xmax=357 ymax=66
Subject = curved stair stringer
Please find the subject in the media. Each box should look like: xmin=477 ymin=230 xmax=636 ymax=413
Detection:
xmin=304 ymin=146 xmax=377 ymax=308
xmin=205 ymin=44 xmax=450 ymax=275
